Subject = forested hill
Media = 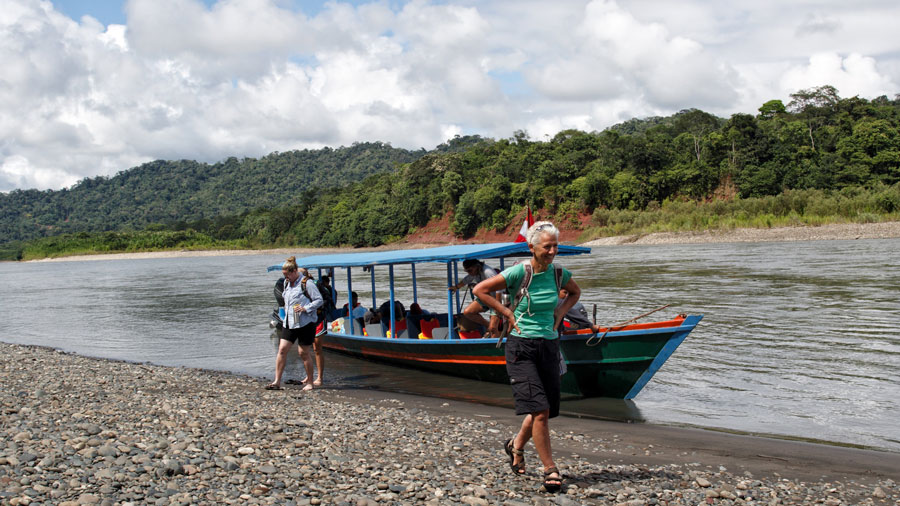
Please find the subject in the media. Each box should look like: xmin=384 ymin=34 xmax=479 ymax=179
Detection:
xmin=0 ymin=138 xmax=480 ymax=243
xmin=4 ymin=86 xmax=900 ymax=258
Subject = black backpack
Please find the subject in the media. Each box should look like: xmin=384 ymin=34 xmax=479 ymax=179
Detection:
xmin=316 ymin=281 xmax=336 ymax=315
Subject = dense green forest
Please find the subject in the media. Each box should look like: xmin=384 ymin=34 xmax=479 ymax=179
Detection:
xmin=0 ymin=140 xmax=484 ymax=242
xmin=3 ymin=85 xmax=900 ymax=260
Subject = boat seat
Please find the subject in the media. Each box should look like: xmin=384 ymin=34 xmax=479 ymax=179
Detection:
xmin=342 ymin=318 xmax=364 ymax=335
xmin=431 ymin=327 xmax=450 ymax=340
xmin=364 ymin=323 xmax=385 ymax=337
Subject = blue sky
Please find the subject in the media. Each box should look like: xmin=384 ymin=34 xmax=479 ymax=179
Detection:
xmin=3 ymin=0 xmax=899 ymax=191
xmin=52 ymin=0 xmax=127 ymax=25
xmin=50 ymin=0 xmax=376 ymax=24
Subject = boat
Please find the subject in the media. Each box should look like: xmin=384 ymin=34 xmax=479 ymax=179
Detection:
xmin=267 ymin=242 xmax=702 ymax=399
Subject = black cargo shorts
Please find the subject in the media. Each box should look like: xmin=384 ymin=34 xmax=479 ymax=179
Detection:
xmin=505 ymin=335 xmax=561 ymax=418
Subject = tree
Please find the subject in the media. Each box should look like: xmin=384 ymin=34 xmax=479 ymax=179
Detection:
xmin=758 ymin=100 xmax=786 ymax=120
xmin=788 ymin=85 xmax=841 ymax=151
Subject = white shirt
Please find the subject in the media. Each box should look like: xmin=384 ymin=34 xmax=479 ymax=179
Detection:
xmin=283 ymin=277 xmax=323 ymax=329
xmin=461 ymin=264 xmax=499 ymax=296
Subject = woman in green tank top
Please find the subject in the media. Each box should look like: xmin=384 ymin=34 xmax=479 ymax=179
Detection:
xmin=473 ymin=221 xmax=583 ymax=493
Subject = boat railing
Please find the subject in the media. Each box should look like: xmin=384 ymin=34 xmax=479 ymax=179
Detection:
xmin=330 ymin=312 xmax=469 ymax=340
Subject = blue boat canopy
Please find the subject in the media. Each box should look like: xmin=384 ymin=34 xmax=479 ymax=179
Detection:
xmin=267 ymin=242 xmax=590 ymax=271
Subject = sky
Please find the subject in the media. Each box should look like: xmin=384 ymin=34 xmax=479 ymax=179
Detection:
xmin=2 ymin=0 xmax=899 ymax=192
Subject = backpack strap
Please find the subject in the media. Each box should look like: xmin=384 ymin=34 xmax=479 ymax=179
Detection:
xmin=509 ymin=263 xmax=533 ymax=314
xmin=300 ymin=277 xmax=314 ymax=301
xmin=286 ymin=276 xmax=313 ymax=303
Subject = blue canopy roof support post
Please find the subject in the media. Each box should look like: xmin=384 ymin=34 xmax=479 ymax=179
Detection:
xmin=453 ymin=261 xmax=460 ymax=314
xmin=369 ymin=267 xmax=376 ymax=310
xmin=446 ymin=263 xmax=455 ymax=338
xmin=328 ymin=267 xmax=337 ymax=307
xmin=388 ymin=265 xmax=396 ymax=338
xmin=411 ymin=264 xmax=417 ymax=303
xmin=499 ymin=258 xmax=505 ymax=271
xmin=345 ymin=267 xmax=355 ymax=335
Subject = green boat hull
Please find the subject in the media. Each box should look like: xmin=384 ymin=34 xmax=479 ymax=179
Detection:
xmin=317 ymin=315 xmax=702 ymax=399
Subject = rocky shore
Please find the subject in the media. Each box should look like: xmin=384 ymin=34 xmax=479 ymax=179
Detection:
xmin=1 ymin=342 xmax=898 ymax=506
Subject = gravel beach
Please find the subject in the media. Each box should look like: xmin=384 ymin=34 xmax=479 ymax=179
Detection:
xmin=2 ymin=342 xmax=898 ymax=506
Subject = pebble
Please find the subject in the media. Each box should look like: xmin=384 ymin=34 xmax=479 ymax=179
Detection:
xmin=1 ymin=342 xmax=896 ymax=505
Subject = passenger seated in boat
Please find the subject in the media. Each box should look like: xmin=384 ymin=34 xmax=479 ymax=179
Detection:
xmin=377 ymin=300 xmax=405 ymax=323
xmin=364 ymin=308 xmax=380 ymax=324
xmin=409 ymin=302 xmax=430 ymax=316
xmin=406 ymin=303 xmax=430 ymax=338
xmin=341 ymin=291 xmax=366 ymax=329
xmin=449 ymin=259 xmax=502 ymax=337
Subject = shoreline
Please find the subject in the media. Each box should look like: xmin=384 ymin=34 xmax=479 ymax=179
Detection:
xmin=24 ymin=221 xmax=900 ymax=262
xmin=1 ymin=342 xmax=898 ymax=505
xmin=582 ymin=220 xmax=900 ymax=246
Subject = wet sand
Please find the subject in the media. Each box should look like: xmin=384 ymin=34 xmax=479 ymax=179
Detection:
xmin=1 ymin=342 xmax=897 ymax=505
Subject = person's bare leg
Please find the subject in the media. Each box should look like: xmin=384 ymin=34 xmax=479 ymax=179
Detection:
xmin=531 ymin=410 xmax=560 ymax=487
xmin=270 ymin=339 xmax=292 ymax=387
xmin=462 ymin=301 xmax=491 ymax=328
xmin=488 ymin=314 xmax=502 ymax=337
xmin=511 ymin=414 xmax=534 ymax=471
xmin=299 ymin=344 xmax=315 ymax=391
xmin=313 ymin=338 xmax=324 ymax=386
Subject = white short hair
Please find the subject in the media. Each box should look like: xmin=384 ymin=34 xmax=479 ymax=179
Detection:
xmin=526 ymin=221 xmax=558 ymax=246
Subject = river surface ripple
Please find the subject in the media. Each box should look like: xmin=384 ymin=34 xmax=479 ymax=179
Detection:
xmin=1 ymin=238 xmax=897 ymax=452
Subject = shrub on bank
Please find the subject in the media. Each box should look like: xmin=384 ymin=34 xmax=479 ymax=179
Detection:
xmin=585 ymin=184 xmax=900 ymax=238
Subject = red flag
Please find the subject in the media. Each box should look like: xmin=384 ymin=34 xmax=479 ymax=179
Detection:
xmin=514 ymin=205 xmax=534 ymax=242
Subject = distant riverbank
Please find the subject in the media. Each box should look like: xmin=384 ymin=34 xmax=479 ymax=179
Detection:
xmin=581 ymin=220 xmax=900 ymax=246
xmin=26 ymin=221 xmax=900 ymax=263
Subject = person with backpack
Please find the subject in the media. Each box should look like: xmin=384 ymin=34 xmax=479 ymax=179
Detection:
xmin=311 ymin=274 xmax=336 ymax=386
xmin=449 ymin=259 xmax=502 ymax=337
xmin=472 ymin=221 xmax=582 ymax=493
xmin=266 ymin=256 xmax=323 ymax=391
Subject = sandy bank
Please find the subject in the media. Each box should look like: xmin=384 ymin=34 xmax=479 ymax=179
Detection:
xmin=24 ymin=221 xmax=900 ymax=263
xmin=582 ymin=221 xmax=900 ymax=246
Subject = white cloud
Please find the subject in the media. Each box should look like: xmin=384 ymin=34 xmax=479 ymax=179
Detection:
xmin=2 ymin=0 xmax=899 ymax=191
xmin=781 ymin=52 xmax=896 ymax=99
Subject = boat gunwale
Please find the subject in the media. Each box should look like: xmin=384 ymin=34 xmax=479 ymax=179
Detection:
xmin=323 ymin=316 xmax=700 ymax=344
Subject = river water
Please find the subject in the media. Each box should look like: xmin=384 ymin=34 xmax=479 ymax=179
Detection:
xmin=1 ymin=238 xmax=898 ymax=452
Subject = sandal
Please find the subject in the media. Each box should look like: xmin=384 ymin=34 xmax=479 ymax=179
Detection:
xmin=504 ymin=438 xmax=526 ymax=475
xmin=542 ymin=466 xmax=562 ymax=493
xmin=264 ymin=383 xmax=282 ymax=390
